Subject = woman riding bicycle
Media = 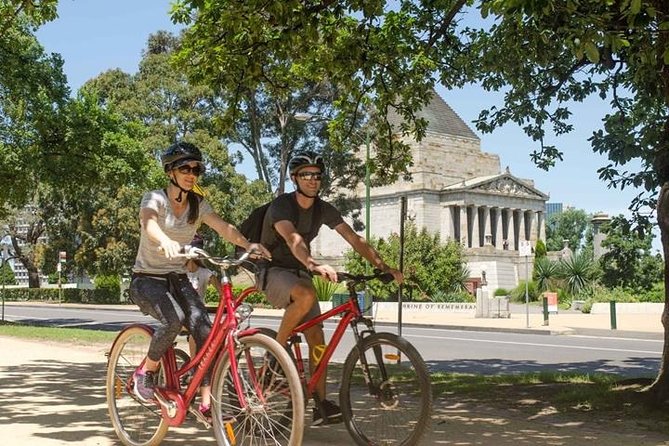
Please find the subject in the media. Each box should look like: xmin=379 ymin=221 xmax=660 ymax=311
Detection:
xmin=129 ymin=141 xmax=270 ymax=421
xmin=258 ymin=150 xmax=403 ymax=426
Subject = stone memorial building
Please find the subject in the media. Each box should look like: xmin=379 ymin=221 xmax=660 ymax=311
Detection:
xmin=311 ymin=91 xmax=549 ymax=292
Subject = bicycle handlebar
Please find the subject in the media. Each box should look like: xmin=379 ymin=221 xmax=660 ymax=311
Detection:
xmin=171 ymin=246 xmax=256 ymax=269
xmin=335 ymin=270 xmax=395 ymax=285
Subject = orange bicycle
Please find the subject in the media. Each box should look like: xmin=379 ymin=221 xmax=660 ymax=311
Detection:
xmin=244 ymin=269 xmax=432 ymax=446
xmin=105 ymin=249 xmax=304 ymax=446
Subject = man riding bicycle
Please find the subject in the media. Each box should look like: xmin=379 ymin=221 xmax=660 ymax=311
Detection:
xmin=258 ymin=150 xmax=403 ymax=426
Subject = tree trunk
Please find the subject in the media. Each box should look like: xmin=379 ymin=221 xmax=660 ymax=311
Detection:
xmin=645 ymin=181 xmax=669 ymax=404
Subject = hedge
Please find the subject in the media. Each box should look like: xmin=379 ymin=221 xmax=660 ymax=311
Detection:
xmin=0 ymin=287 xmax=123 ymax=304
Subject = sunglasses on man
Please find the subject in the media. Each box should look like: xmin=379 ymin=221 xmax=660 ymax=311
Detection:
xmin=177 ymin=164 xmax=205 ymax=176
xmin=297 ymin=171 xmax=323 ymax=181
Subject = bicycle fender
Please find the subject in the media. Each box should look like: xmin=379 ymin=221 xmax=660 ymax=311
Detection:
xmin=236 ymin=327 xmax=260 ymax=337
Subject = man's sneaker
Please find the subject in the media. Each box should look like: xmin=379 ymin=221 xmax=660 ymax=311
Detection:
xmin=312 ymin=399 xmax=342 ymax=426
xmin=132 ymin=369 xmax=156 ymax=403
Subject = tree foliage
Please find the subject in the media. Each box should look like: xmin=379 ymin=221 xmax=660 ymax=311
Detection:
xmin=599 ymin=214 xmax=663 ymax=292
xmin=545 ymin=208 xmax=591 ymax=252
xmin=344 ymin=222 xmax=468 ymax=301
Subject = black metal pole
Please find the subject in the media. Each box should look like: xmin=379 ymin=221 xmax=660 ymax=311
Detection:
xmin=398 ymin=196 xmax=406 ymax=337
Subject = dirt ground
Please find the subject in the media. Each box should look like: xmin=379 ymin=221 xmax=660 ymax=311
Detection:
xmin=1 ymin=336 xmax=669 ymax=445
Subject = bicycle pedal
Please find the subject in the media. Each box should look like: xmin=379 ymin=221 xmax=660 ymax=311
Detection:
xmin=189 ymin=407 xmax=212 ymax=428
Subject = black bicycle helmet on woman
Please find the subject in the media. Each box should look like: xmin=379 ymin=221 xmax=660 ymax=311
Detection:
xmin=161 ymin=141 xmax=205 ymax=205
xmin=161 ymin=141 xmax=204 ymax=172
xmin=288 ymin=150 xmax=325 ymax=176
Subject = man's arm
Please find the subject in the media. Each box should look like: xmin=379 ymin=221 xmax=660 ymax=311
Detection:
xmin=274 ymin=220 xmax=339 ymax=281
xmin=334 ymin=222 xmax=404 ymax=284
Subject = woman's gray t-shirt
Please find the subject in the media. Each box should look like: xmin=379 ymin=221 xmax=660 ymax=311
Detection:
xmin=132 ymin=190 xmax=213 ymax=275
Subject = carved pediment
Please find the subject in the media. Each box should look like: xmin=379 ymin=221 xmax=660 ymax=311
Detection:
xmin=471 ymin=176 xmax=547 ymax=199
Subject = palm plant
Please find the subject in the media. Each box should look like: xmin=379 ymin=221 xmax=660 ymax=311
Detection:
xmin=533 ymin=257 xmax=561 ymax=292
xmin=559 ymin=252 xmax=597 ymax=297
xmin=312 ymin=275 xmax=343 ymax=302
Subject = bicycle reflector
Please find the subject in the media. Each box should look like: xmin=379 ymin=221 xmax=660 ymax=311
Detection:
xmin=384 ymin=353 xmax=401 ymax=362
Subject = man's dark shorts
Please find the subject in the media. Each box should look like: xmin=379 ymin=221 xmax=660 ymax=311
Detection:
xmin=260 ymin=266 xmax=322 ymax=323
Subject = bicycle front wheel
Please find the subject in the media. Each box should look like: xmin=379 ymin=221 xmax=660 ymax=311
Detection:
xmin=340 ymin=332 xmax=432 ymax=446
xmin=211 ymin=332 xmax=304 ymax=446
xmin=106 ymin=325 xmax=169 ymax=446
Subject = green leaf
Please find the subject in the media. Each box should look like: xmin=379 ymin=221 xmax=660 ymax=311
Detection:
xmin=630 ymin=0 xmax=641 ymax=14
xmin=584 ymin=41 xmax=600 ymax=63
xmin=664 ymin=47 xmax=669 ymax=66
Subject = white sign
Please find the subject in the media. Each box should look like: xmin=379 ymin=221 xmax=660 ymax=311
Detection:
xmin=519 ymin=240 xmax=532 ymax=257
xmin=56 ymin=262 xmax=62 ymax=272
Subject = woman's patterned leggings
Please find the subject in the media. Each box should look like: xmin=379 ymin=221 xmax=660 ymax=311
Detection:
xmin=129 ymin=273 xmax=212 ymax=385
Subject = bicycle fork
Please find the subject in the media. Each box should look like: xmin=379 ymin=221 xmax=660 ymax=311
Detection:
xmin=351 ymin=321 xmax=391 ymax=398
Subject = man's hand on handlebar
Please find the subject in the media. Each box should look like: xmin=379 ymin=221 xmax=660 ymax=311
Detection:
xmin=247 ymin=242 xmax=272 ymax=261
xmin=311 ymin=264 xmax=338 ymax=282
xmin=385 ymin=267 xmax=404 ymax=285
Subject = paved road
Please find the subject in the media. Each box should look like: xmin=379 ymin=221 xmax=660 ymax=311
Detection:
xmin=4 ymin=304 xmax=663 ymax=377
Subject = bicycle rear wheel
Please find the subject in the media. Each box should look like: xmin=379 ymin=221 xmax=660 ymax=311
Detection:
xmin=106 ymin=325 xmax=169 ymax=446
xmin=340 ymin=332 xmax=432 ymax=446
xmin=211 ymin=332 xmax=304 ymax=446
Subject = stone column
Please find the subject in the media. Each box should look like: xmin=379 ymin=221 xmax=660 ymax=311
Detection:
xmin=460 ymin=206 xmax=468 ymax=247
xmin=470 ymin=205 xmax=480 ymax=248
xmin=442 ymin=205 xmax=454 ymax=240
xmin=537 ymin=211 xmax=546 ymax=242
xmin=516 ymin=209 xmax=526 ymax=250
xmin=505 ymin=208 xmax=515 ymax=251
xmin=480 ymin=206 xmax=491 ymax=246
xmin=494 ymin=207 xmax=504 ymax=249
xmin=527 ymin=210 xmax=537 ymax=242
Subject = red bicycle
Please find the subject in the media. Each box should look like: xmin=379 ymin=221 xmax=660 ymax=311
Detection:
xmin=243 ymin=270 xmax=432 ymax=446
xmin=105 ymin=249 xmax=304 ymax=446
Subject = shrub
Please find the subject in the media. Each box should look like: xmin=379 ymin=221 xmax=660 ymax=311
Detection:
xmin=494 ymin=288 xmax=509 ymax=296
xmin=0 ymin=287 xmax=122 ymax=304
xmin=579 ymin=284 xmax=638 ymax=313
xmin=431 ymin=290 xmax=474 ymax=303
xmin=510 ymin=280 xmax=540 ymax=303
xmin=636 ymin=282 xmax=664 ymax=303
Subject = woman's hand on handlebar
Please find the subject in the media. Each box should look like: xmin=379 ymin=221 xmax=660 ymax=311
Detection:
xmin=159 ymin=239 xmax=182 ymax=259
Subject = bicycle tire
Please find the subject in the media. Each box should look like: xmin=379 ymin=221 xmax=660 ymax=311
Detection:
xmin=340 ymin=332 xmax=432 ymax=446
xmin=210 ymin=332 xmax=305 ymax=446
xmin=106 ymin=325 xmax=169 ymax=446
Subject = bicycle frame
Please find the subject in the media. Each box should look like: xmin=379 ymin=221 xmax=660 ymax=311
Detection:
xmin=129 ymin=264 xmax=260 ymax=426
xmin=289 ymin=293 xmax=369 ymax=398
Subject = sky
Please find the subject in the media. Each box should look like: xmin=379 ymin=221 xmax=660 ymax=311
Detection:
xmin=35 ymin=1 xmax=653 ymax=231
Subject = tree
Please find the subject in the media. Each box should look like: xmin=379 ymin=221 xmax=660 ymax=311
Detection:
xmin=0 ymin=15 xmax=69 ymax=217
xmin=599 ymin=214 xmax=663 ymax=292
xmin=168 ymin=1 xmax=669 ymax=402
xmin=0 ymin=260 xmax=16 ymax=286
xmin=545 ymin=208 xmax=591 ymax=252
xmin=0 ymin=0 xmax=58 ymax=39
xmin=468 ymin=0 xmax=669 ymax=403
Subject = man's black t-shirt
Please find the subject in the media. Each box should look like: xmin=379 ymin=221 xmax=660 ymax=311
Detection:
xmin=260 ymin=192 xmax=344 ymax=270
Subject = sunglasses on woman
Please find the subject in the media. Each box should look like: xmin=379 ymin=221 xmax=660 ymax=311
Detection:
xmin=177 ymin=164 xmax=204 ymax=176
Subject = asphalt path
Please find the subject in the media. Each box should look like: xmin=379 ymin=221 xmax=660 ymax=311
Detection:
xmin=4 ymin=304 xmax=663 ymax=378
